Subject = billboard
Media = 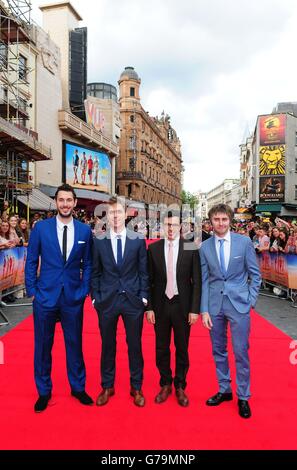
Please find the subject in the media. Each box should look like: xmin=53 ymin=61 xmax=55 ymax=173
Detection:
xmin=259 ymin=114 xmax=286 ymax=145
xmin=259 ymin=145 xmax=285 ymax=175
xmin=259 ymin=176 xmax=285 ymax=202
xmin=258 ymin=114 xmax=286 ymax=205
xmin=63 ymin=141 xmax=112 ymax=193
xmin=84 ymin=99 xmax=105 ymax=132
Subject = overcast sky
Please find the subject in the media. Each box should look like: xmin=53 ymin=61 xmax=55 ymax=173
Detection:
xmin=32 ymin=0 xmax=297 ymax=193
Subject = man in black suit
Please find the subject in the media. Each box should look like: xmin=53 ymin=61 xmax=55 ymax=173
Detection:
xmin=91 ymin=197 xmax=149 ymax=407
xmin=146 ymin=212 xmax=201 ymax=406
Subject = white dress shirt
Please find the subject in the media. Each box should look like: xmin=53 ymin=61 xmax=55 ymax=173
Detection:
xmin=108 ymin=228 xmax=147 ymax=306
xmin=56 ymin=216 xmax=74 ymax=261
xmin=214 ymin=230 xmax=231 ymax=271
xmin=110 ymin=228 xmax=126 ymax=263
xmin=164 ymin=237 xmax=180 ymax=296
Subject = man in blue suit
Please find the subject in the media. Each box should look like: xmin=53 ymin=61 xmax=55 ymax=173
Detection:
xmin=91 ymin=197 xmax=149 ymax=407
xmin=200 ymin=204 xmax=261 ymax=418
xmin=25 ymin=184 xmax=93 ymax=412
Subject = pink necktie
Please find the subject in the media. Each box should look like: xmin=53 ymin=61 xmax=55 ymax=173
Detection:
xmin=165 ymin=241 xmax=174 ymax=299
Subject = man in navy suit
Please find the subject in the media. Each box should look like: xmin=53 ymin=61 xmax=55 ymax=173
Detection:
xmin=25 ymin=184 xmax=93 ymax=412
xmin=91 ymin=197 xmax=149 ymax=407
xmin=200 ymin=204 xmax=261 ymax=418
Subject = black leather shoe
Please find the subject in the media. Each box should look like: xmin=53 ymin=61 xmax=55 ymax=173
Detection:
xmin=71 ymin=390 xmax=94 ymax=405
xmin=206 ymin=392 xmax=233 ymax=406
xmin=34 ymin=393 xmax=51 ymax=413
xmin=238 ymin=399 xmax=251 ymax=418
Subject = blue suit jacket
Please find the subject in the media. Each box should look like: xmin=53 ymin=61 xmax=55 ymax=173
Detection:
xmin=25 ymin=217 xmax=92 ymax=308
xmin=91 ymin=230 xmax=149 ymax=311
xmin=200 ymin=232 xmax=261 ymax=315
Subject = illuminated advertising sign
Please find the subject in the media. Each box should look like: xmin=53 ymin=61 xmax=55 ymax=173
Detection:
xmin=63 ymin=141 xmax=111 ymax=193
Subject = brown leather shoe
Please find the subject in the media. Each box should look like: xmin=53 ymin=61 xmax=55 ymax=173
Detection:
xmin=130 ymin=388 xmax=145 ymax=407
xmin=176 ymin=388 xmax=189 ymax=407
xmin=96 ymin=387 xmax=115 ymax=406
xmin=155 ymin=385 xmax=172 ymax=404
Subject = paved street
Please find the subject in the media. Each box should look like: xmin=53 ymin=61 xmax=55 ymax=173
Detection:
xmin=256 ymin=291 xmax=297 ymax=339
xmin=1 ymin=290 xmax=297 ymax=339
xmin=0 ymin=297 xmax=33 ymax=337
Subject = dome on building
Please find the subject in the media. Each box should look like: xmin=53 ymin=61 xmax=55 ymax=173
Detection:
xmin=119 ymin=66 xmax=140 ymax=81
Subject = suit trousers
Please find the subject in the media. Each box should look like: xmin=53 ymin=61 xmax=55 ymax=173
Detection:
xmin=97 ymin=293 xmax=144 ymax=390
xmin=154 ymin=296 xmax=190 ymax=389
xmin=209 ymin=295 xmax=251 ymax=400
xmin=33 ymin=291 xmax=86 ymax=396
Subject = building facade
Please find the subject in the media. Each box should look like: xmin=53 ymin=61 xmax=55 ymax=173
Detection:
xmin=0 ymin=0 xmax=52 ymax=213
xmin=253 ymin=108 xmax=297 ymax=217
xmin=34 ymin=2 xmax=118 ymax=211
xmin=206 ymin=178 xmax=240 ymax=211
xmin=117 ymin=66 xmax=182 ymax=206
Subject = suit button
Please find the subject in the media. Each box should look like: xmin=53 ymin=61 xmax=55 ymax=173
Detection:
xmin=220 ymin=291 xmax=223 ymax=294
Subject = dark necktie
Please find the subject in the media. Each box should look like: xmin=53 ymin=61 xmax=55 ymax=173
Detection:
xmin=117 ymin=235 xmax=123 ymax=265
xmin=62 ymin=225 xmax=67 ymax=264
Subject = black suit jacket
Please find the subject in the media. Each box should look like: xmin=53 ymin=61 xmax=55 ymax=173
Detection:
xmin=147 ymin=239 xmax=201 ymax=317
xmin=91 ymin=230 xmax=149 ymax=311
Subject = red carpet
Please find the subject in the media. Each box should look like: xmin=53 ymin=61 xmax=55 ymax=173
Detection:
xmin=0 ymin=297 xmax=296 ymax=450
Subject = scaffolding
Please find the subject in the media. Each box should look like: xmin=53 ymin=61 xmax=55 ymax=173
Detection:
xmin=0 ymin=0 xmax=34 ymax=211
xmin=0 ymin=0 xmax=33 ymax=123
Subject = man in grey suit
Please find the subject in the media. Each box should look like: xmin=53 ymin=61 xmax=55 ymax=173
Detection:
xmin=200 ymin=204 xmax=261 ymax=418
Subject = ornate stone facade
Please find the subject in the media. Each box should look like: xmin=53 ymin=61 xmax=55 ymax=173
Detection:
xmin=117 ymin=67 xmax=182 ymax=206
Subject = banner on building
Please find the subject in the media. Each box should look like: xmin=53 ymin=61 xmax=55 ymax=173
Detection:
xmin=63 ymin=141 xmax=112 ymax=193
xmin=259 ymin=145 xmax=285 ymax=175
xmin=259 ymin=114 xmax=286 ymax=146
xmin=84 ymin=99 xmax=105 ymax=132
xmin=0 ymin=247 xmax=26 ymax=293
xmin=259 ymin=175 xmax=285 ymax=202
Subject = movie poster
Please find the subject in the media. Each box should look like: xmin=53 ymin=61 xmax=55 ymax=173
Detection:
xmin=259 ymin=176 xmax=285 ymax=202
xmin=259 ymin=145 xmax=285 ymax=176
xmin=259 ymin=114 xmax=286 ymax=145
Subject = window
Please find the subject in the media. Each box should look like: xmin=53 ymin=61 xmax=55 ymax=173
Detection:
xmin=295 ymin=158 xmax=297 ymax=172
xmin=19 ymin=55 xmax=27 ymax=81
xmin=295 ymin=185 xmax=297 ymax=200
xmin=130 ymin=115 xmax=134 ymax=123
xmin=295 ymin=132 xmax=297 ymax=146
xmin=130 ymin=87 xmax=135 ymax=97
xmin=129 ymin=136 xmax=136 ymax=150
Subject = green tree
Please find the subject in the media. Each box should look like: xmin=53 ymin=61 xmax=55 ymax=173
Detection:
xmin=181 ymin=190 xmax=199 ymax=209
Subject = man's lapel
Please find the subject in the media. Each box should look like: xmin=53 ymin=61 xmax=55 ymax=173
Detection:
xmin=51 ymin=217 xmax=63 ymax=263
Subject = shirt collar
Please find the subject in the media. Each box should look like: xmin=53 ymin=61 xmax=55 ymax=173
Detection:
xmin=56 ymin=216 xmax=74 ymax=230
xmin=165 ymin=236 xmax=180 ymax=246
xmin=110 ymin=227 xmax=126 ymax=239
xmin=215 ymin=230 xmax=230 ymax=243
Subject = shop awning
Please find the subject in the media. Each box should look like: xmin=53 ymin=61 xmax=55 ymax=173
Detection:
xmin=39 ymin=183 xmax=111 ymax=202
xmin=17 ymin=188 xmax=56 ymax=211
xmin=256 ymin=204 xmax=282 ymax=213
